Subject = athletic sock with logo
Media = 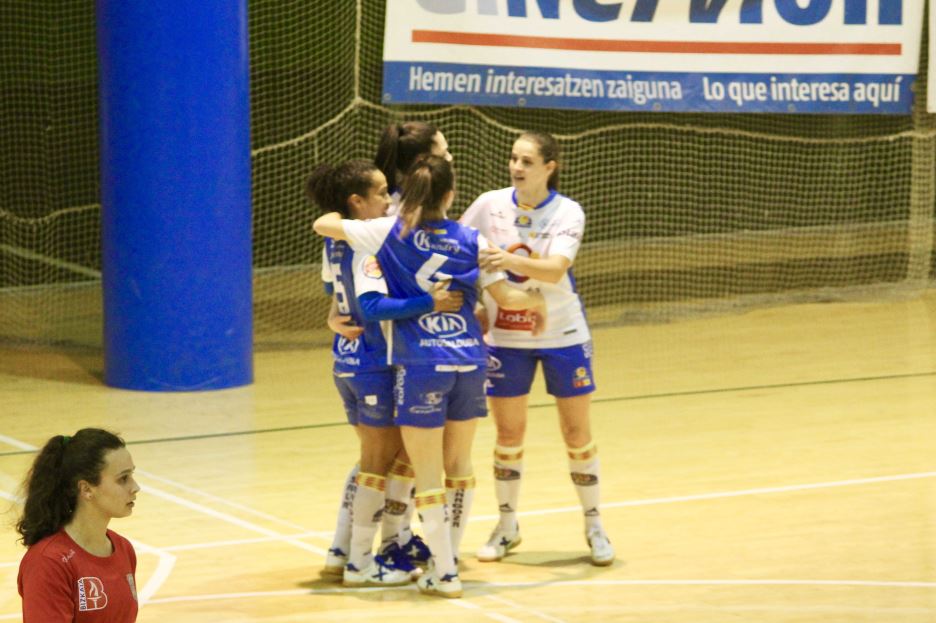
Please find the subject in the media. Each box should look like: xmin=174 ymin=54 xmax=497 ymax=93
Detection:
xmin=567 ymin=441 xmax=603 ymax=532
xmin=348 ymin=473 xmax=386 ymax=570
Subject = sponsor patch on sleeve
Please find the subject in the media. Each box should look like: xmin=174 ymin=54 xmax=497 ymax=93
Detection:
xmin=363 ymin=255 xmax=383 ymax=279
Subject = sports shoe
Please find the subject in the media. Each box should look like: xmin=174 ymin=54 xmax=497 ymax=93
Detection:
xmin=476 ymin=526 xmax=521 ymax=562
xmin=587 ymin=529 xmax=615 ymax=566
xmin=321 ymin=547 xmax=347 ymax=580
xmin=377 ymin=541 xmax=422 ymax=579
xmin=417 ymin=568 xmax=463 ymax=598
xmin=343 ymin=555 xmax=413 ymax=587
xmin=401 ymin=534 xmax=432 ymax=567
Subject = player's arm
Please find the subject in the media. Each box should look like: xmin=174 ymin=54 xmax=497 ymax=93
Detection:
xmin=484 ymin=281 xmax=547 ymax=335
xmin=328 ymin=295 xmax=363 ymax=340
xmin=313 ymin=212 xmax=347 ymax=241
xmin=358 ymin=282 xmax=462 ymax=322
xmin=480 ymin=249 xmax=571 ymax=284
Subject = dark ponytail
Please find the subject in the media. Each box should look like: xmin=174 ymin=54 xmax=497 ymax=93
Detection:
xmin=398 ymin=155 xmax=454 ymax=237
xmin=374 ymin=121 xmax=439 ymax=189
xmin=306 ymin=160 xmax=379 ymax=218
xmin=520 ymin=130 xmax=561 ymax=190
xmin=16 ymin=429 xmax=125 ymax=546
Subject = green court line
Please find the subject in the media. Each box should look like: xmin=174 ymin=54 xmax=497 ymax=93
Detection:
xmin=1 ymin=369 xmax=933 ymax=457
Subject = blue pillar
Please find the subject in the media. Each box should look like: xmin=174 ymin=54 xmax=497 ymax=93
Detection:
xmin=97 ymin=1 xmax=253 ymax=391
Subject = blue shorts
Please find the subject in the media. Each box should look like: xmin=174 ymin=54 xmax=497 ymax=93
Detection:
xmin=486 ymin=343 xmax=596 ymax=398
xmin=394 ymin=365 xmax=488 ymax=429
xmin=333 ymin=369 xmax=396 ymax=428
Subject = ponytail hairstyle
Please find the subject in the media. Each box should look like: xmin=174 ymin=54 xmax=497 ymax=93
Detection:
xmin=398 ymin=155 xmax=455 ymax=237
xmin=16 ymin=429 xmax=126 ymax=546
xmin=519 ymin=130 xmax=561 ymax=190
xmin=374 ymin=121 xmax=439 ymax=189
xmin=306 ymin=159 xmax=380 ymax=218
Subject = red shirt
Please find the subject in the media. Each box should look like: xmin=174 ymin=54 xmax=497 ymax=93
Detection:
xmin=18 ymin=529 xmax=138 ymax=623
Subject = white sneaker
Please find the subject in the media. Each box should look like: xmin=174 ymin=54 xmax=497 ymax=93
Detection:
xmin=476 ymin=526 xmax=522 ymax=562
xmin=417 ymin=568 xmax=463 ymax=598
xmin=321 ymin=547 xmax=347 ymax=581
xmin=343 ymin=556 xmax=413 ymax=587
xmin=587 ymin=529 xmax=615 ymax=566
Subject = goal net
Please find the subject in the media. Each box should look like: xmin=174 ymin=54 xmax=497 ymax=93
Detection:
xmin=1 ymin=0 xmax=934 ymax=349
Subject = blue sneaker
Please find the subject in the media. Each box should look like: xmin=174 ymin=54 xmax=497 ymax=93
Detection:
xmin=402 ymin=534 xmax=432 ymax=567
xmin=343 ymin=555 xmax=412 ymax=587
xmin=378 ymin=542 xmax=421 ymax=579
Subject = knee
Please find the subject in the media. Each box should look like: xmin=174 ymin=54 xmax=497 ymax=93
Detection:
xmin=495 ymin=420 xmax=526 ymax=446
xmin=444 ymin=455 xmax=473 ymax=479
xmin=561 ymin=424 xmax=591 ymax=449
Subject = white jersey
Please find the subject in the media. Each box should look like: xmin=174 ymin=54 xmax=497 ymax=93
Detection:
xmin=460 ymin=187 xmax=591 ymax=349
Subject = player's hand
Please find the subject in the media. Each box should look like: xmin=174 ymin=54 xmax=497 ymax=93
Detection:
xmin=328 ymin=313 xmax=363 ymax=341
xmin=479 ymin=246 xmax=514 ymax=273
xmin=430 ymin=280 xmax=463 ymax=312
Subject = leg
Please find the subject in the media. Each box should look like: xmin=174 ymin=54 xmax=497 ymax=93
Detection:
xmin=443 ymin=417 xmax=478 ymax=562
xmin=557 ymin=394 xmax=614 ymax=566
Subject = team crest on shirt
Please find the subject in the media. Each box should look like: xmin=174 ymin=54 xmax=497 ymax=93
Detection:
xmin=336 ymin=337 xmax=360 ymax=355
xmin=77 ymin=577 xmax=108 ymax=611
xmin=572 ymin=367 xmax=592 ymax=388
xmin=515 ymin=215 xmax=532 ymax=227
xmin=363 ymin=255 xmax=383 ymax=279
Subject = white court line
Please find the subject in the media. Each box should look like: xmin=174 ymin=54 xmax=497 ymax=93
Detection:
xmin=139 ymin=484 xmax=328 ymax=557
xmin=453 ymin=598 xmax=524 ymax=623
xmin=136 ymin=469 xmax=310 ymax=532
xmin=159 ymin=531 xmax=331 ymax=553
xmin=471 ymin=470 xmax=936 ymax=522
xmin=483 ymin=594 xmax=569 ymax=623
xmin=129 ymin=539 xmax=177 ymax=605
xmin=0 ymin=434 xmax=38 ymax=451
xmin=0 ymin=490 xmax=20 ymax=503
xmin=93 ymin=577 xmax=936 ymax=609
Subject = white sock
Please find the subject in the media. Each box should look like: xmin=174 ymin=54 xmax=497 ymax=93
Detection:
xmin=329 ymin=464 xmax=359 ymax=556
xmin=415 ymin=489 xmax=457 ymax=578
xmin=567 ymin=441 xmax=603 ymax=533
xmin=445 ymin=475 xmax=476 ymax=560
xmin=381 ymin=458 xmax=415 ymax=548
xmin=493 ymin=445 xmax=523 ymax=533
xmin=348 ymin=473 xmax=386 ymax=570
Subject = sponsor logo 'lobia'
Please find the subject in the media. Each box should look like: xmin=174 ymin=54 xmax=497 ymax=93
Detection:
xmin=494 ymin=307 xmax=534 ymax=331
xmin=418 ymin=312 xmax=468 ymax=337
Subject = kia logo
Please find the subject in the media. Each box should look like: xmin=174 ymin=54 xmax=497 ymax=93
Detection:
xmin=418 ymin=312 xmax=467 ymax=338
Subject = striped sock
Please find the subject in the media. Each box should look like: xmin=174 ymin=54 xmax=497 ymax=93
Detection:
xmin=381 ymin=459 xmax=415 ymax=548
xmin=348 ymin=472 xmax=386 ymax=570
xmin=567 ymin=441 xmax=603 ymax=533
xmin=328 ymin=464 xmax=359 ymax=557
xmin=415 ymin=489 xmax=456 ymax=578
xmin=493 ymin=445 xmax=523 ymax=533
xmin=445 ymin=475 xmax=476 ymax=560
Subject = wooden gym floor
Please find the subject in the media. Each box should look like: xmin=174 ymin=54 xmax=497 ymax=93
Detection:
xmin=1 ymin=292 xmax=934 ymax=622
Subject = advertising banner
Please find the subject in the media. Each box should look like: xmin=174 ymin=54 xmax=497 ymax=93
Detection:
xmin=383 ymin=0 xmax=925 ymax=114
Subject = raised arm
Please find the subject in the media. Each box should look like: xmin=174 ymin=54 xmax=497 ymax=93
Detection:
xmin=313 ymin=212 xmax=348 ymax=241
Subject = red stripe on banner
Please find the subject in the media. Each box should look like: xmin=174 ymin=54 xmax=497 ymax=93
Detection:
xmin=412 ymin=31 xmax=901 ymax=56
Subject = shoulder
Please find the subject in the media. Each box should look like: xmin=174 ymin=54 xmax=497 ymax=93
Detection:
xmin=19 ymin=532 xmax=73 ymax=578
xmin=107 ymin=530 xmax=137 ymax=563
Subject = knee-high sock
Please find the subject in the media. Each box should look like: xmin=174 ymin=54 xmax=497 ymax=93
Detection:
xmin=381 ymin=458 xmax=415 ymax=548
xmin=348 ymin=473 xmax=386 ymax=570
xmin=493 ymin=445 xmax=523 ymax=532
xmin=567 ymin=441 xmax=603 ymax=532
xmin=329 ymin=464 xmax=359 ymax=555
xmin=445 ymin=475 xmax=476 ymax=560
xmin=415 ymin=489 xmax=457 ymax=578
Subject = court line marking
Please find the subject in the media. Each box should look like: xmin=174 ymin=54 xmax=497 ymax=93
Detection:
xmin=453 ymin=598 xmax=524 ymax=623
xmin=482 ymin=593 xmax=569 ymax=623
xmin=136 ymin=469 xmax=310 ymax=532
xmin=471 ymin=470 xmax=936 ymax=522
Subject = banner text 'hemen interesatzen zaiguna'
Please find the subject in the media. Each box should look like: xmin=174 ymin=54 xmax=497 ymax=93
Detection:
xmin=382 ymin=0 xmax=924 ymax=114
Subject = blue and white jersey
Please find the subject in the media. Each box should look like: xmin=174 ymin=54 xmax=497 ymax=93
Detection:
xmin=343 ymin=216 xmax=504 ymax=366
xmin=321 ymin=239 xmax=390 ymax=373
